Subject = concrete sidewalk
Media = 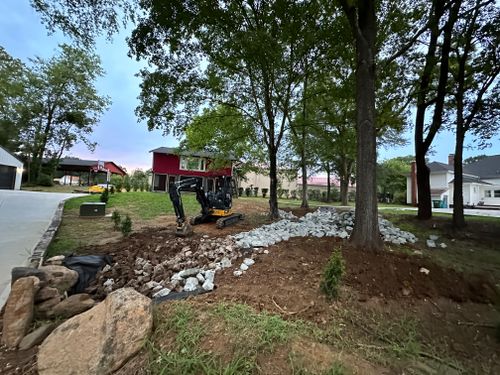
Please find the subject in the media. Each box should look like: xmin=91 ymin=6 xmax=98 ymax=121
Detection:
xmin=379 ymin=206 xmax=500 ymax=218
xmin=0 ymin=190 xmax=86 ymax=307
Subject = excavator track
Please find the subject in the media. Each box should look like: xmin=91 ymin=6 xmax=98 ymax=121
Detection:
xmin=216 ymin=213 xmax=244 ymax=229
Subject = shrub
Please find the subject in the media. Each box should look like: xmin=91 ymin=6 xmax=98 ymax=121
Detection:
xmin=37 ymin=173 xmax=54 ymax=186
xmin=245 ymin=187 xmax=251 ymax=197
xmin=262 ymin=188 xmax=268 ymax=198
xmin=111 ymin=210 xmax=121 ymax=230
xmin=100 ymin=188 xmax=109 ymax=203
xmin=109 ymin=185 xmax=115 ymax=194
xmin=238 ymin=187 xmax=244 ymax=197
xmin=290 ymin=190 xmax=297 ymax=199
xmin=278 ymin=188 xmax=284 ymax=198
xmin=320 ymin=249 xmax=345 ymax=300
xmin=120 ymin=215 xmax=132 ymax=236
xmin=253 ymin=187 xmax=259 ymax=197
xmin=110 ymin=175 xmax=123 ymax=192
xmin=132 ymin=178 xmax=140 ymax=192
xmin=124 ymin=176 xmax=131 ymax=192
xmin=282 ymin=189 xmax=289 ymax=199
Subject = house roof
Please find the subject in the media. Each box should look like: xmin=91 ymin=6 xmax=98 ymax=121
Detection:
xmin=0 ymin=145 xmax=23 ymax=167
xmin=428 ymin=161 xmax=453 ymax=173
xmin=150 ymin=147 xmax=237 ymax=161
xmin=449 ymin=176 xmax=492 ymax=185
xmin=57 ymin=158 xmax=127 ymax=175
xmin=462 ymin=155 xmax=500 ymax=179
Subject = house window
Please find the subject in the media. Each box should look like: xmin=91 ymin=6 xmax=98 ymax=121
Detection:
xmin=179 ymin=157 xmax=206 ymax=172
xmin=495 ymin=190 xmax=500 ymax=198
xmin=485 ymin=190 xmax=491 ymax=197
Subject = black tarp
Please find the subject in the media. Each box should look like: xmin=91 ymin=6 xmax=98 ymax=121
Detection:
xmin=63 ymin=255 xmax=113 ymax=294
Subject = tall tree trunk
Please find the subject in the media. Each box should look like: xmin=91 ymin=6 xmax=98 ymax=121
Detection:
xmin=340 ymin=175 xmax=349 ymax=206
xmin=268 ymin=144 xmax=279 ymax=219
xmin=415 ymin=150 xmax=432 ymax=218
xmin=300 ymin=145 xmax=308 ymax=208
xmin=347 ymin=0 xmax=382 ymax=251
xmin=453 ymin=125 xmax=466 ymax=228
xmin=326 ymin=163 xmax=331 ymax=202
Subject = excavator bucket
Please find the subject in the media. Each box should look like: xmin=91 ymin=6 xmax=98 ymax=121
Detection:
xmin=175 ymin=222 xmax=193 ymax=237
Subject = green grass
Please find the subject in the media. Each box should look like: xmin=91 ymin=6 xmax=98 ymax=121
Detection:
xmin=149 ymin=303 xmax=255 ymax=375
xmin=45 ymin=191 xmax=202 ymax=257
xmin=63 ymin=191 xmax=201 ymax=220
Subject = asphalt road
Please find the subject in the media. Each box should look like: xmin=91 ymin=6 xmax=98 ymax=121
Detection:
xmin=0 ymin=190 xmax=84 ymax=307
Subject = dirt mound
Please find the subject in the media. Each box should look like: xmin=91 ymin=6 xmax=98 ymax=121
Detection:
xmin=344 ymin=246 xmax=499 ymax=303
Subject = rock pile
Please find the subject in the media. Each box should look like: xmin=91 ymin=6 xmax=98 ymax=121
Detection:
xmin=233 ymin=208 xmax=417 ymax=248
xmin=95 ymin=208 xmax=417 ymax=297
xmin=1 ymin=264 xmax=97 ymax=349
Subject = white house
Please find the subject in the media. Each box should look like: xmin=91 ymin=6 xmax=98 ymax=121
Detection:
xmin=0 ymin=146 xmax=23 ymax=190
xmin=407 ymin=154 xmax=500 ymax=207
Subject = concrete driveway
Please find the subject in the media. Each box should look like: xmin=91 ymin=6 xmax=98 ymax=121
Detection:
xmin=379 ymin=206 xmax=500 ymax=218
xmin=0 ymin=190 xmax=85 ymax=307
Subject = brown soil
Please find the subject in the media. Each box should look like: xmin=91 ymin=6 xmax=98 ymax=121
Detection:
xmin=2 ymin=207 xmax=499 ymax=374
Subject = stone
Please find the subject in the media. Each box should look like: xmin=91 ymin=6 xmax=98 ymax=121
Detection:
xmin=243 ymin=258 xmax=255 ymax=266
xmin=11 ymin=267 xmax=47 ymax=285
xmin=196 ymin=273 xmax=205 ymax=283
xmin=143 ymin=262 xmax=153 ymax=274
xmin=413 ymin=250 xmax=423 ymax=256
xmin=426 ymin=240 xmax=436 ymax=248
xmin=152 ymin=288 xmax=171 ymax=298
xmin=35 ymin=287 xmax=60 ymax=302
xmin=103 ymin=278 xmax=114 ymax=293
xmin=36 ymin=296 xmax=62 ymax=314
xmin=204 ymin=270 xmax=215 ymax=284
xmin=18 ymin=323 xmax=55 ymax=351
xmin=44 ymin=255 xmax=65 ymax=265
xmin=240 ymin=263 xmax=249 ymax=271
xmin=202 ymin=280 xmax=214 ymax=291
xmin=46 ymin=294 xmax=96 ymax=319
xmin=178 ymin=268 xmax=200 ymax=278
xmin=233 ymin=270 xmax=243 ymax=277
xmin=38 ymin=288 xmax=152 ymax=375
xmin=429 ymin=235 xmax=439 ymax=241
xmin=38 ymin=265 xmax=78 ymax=293
xmin=439 ymin=243 xmax=447 ymax=248
xmin=2 ymin=276 xmax=40 ymax=348
xmin=183 ymin=277 xmax=199 ymax=292
xmin=419 ymin=267 xmax=430 ymax=275
xmin=102 ymin=264 xmax=112 ymax=273
xmin=220 ymin=257 xmax=232 ymax=268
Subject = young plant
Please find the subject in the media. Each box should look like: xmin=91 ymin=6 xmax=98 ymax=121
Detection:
xmin=111 ymin=210 xmax=121 ymax=230
xmin=100 ymin=188 xmax=109 ymax=203
xmin=120 ymin=215 xmax=132 ymax=236
xmin=262 ymin=188 xmax=268 ymax=198
xmin=320 ymin=249 xmax=345 ymax=300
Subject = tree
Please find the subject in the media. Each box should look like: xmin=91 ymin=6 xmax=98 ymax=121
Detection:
xmin=128 ymin=1 xmax=334 ymax=219
xmin=0 ymin=47 xmax=29 ymax=152
xmin=448 ymin=0 xmax=499 ymax=229
xmin=19 ymin=45 xmax=110 ymax=182
xmin=413 ymin=0 xmax=462 ymax=220
xmin=464 ymin=154 xmax=488 ymax=164
xmin=339 ymin=0 xmax=382 ymax=251
xmin=377 ymin=156 xmax=413 ymax=203
xmin=181 ymin=105 xmax=265 ymax=177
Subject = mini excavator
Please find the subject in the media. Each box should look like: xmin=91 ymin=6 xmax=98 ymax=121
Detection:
xmin=168 ymin=176 xmax=243 ymax=237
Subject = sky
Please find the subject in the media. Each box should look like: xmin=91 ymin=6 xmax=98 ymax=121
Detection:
xmin=0 ymin=0 xmax=498 ymax=172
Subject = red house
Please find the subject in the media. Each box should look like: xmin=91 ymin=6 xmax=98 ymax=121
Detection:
xmin=150 ymin=147 xmax=234 ymax=192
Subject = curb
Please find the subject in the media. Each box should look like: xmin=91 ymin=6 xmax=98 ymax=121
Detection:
xmin=28 ymin=201 xmax=66 ymax=268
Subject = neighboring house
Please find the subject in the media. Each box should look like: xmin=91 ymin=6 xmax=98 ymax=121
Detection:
xmin=150 ymin=147 xmax=234 ymax=192
xmin=296 ymin=175 xmax=355 ymax=192
xmin=53 ymin=158 xmax=127 ymax=185
xmin=239 ymin=170 xmax=297 ymax=195
xmin=406 ymin=154 xmax=500 ymax=207
xmin=0 ymin=146 xmax=23 ymax=190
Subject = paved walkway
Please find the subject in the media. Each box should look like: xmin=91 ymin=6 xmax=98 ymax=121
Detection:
xmin=0 ymin=190 xmax=85 ymax=307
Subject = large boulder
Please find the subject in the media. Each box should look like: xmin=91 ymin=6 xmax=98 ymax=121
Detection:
xmin=38 ymin=288 xmax=153 ymax=375
xmin=38 ymin=265 xmax=78 ymax=293
xmin=1 ymin=276 xmax=40 ymax=348
xmin=35 ymin=286 xmax=60 ymax=302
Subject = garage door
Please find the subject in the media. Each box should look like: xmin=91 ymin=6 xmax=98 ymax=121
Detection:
xmin=0 ymin=165 xmax=16 ymax=189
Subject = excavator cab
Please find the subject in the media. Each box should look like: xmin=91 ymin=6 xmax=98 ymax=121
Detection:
xmin=168 ymin=176 xmax=243 ymax=237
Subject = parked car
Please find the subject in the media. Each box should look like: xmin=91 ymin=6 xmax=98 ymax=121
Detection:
xmin=88 ymin=184 xmax=113 ymax=194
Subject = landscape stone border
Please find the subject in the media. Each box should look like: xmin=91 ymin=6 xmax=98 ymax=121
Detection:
xmin=28 ymin=201 xmax=66 ymax=268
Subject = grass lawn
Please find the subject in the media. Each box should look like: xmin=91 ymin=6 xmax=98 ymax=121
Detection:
xmin=46 ymin=191 xmax=202 ymax=257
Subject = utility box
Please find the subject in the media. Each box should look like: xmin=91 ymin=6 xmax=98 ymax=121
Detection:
xmin=80 ymin=202 xmax=106 ymax=217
